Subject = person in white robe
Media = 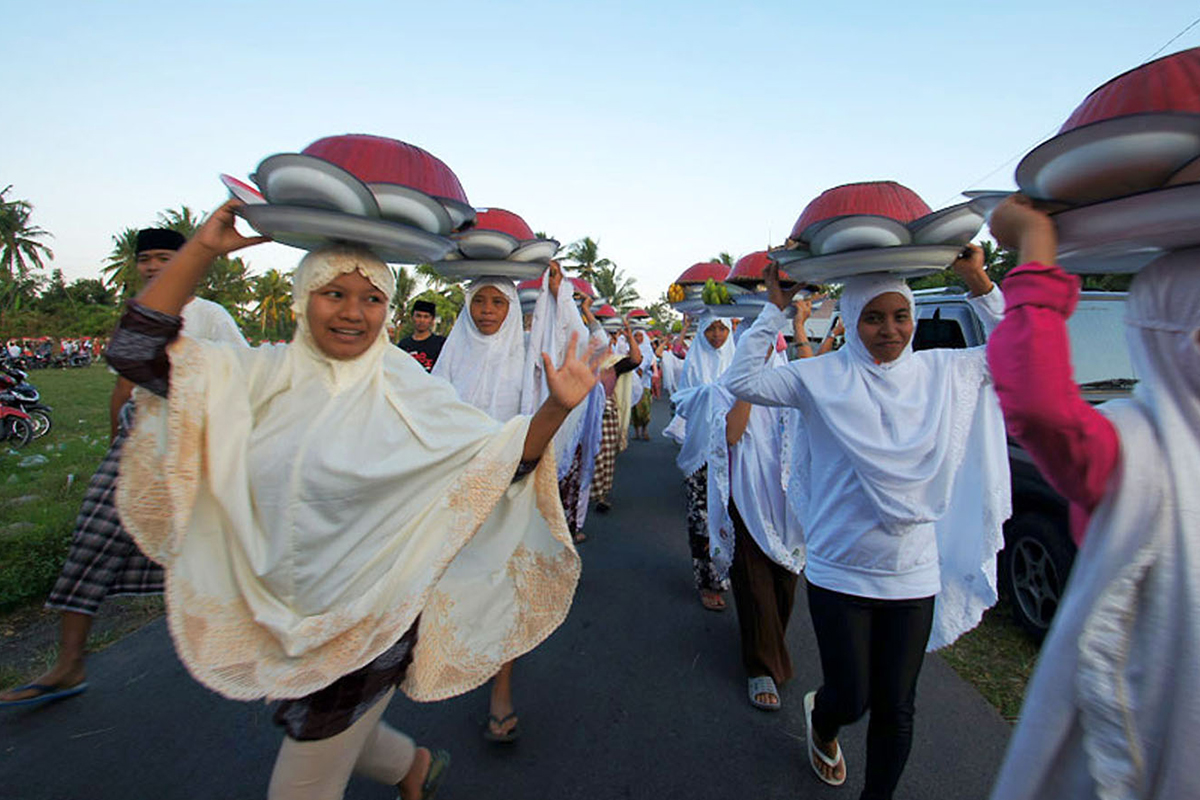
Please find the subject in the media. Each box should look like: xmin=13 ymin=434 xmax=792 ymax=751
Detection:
xmin=726 ymin=252 xmax=1010 ymax=797
xmin=109 ymin=202 xmax=596 ymax=799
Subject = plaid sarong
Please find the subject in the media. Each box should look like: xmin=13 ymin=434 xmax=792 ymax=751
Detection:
xmin=45 ymin=420 xmax=163 ymax=615
xmin=590 ymin=396 xmax=620 ymax=503
xmin=274 ymin=619 xmax=419 ymax=741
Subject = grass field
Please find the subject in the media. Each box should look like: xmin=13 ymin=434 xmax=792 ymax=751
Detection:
xmin=0 ymin=364 xmax=116 ymax=610
xmin=0 ymin=367 xmax=1041 ymax=718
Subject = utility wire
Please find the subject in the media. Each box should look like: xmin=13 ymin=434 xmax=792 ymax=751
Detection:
xmin=1144 ymin=14 xmax=1200 ymax=62
xmin=938 ymin=14 xmax=1200 ymax=207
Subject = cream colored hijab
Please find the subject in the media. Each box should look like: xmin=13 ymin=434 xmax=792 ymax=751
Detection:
xmin=118 ymin=247 xmax=579 ymax=702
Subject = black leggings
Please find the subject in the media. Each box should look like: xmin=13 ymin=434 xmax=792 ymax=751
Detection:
xmin=806 ymin=581 xmax=934 ymax=800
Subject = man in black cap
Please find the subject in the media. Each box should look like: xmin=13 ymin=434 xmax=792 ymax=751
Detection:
xmin=0 ymin=228 xmax=246 ymax=709
xmin=396 ymin=298 xmax=445 ymax=372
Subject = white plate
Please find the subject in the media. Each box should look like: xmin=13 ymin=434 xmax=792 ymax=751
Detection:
xmin=436 ymin=197 xmax=476 ymax=231
xmin=1016 ymin=113 xmax=1200 ymax=204
xmin=453 ymin=229 xmax=519 ymax=260
xmin=773 ymin=245 xmax=962 ymax=284
xmin=704 ymin=299 xmax=768 ymax=318
xmin=1053 ymin=182 xmax=1200 ymax=271
xmin=254 ymin=154 xmax=380 ymax=217
xmin=237 ymin=204 xmax=452 ymax=264
xmin=670 ymin=298 xmax=707 ymax=314
xmin=426 ymin=259 xmax=548 ymax=281
xmin=509 ymin=239 xmax=559 ymax=263
xmin=220 ymin=174 xmax=265 ymax=204
xmin=909 ymin=203 xmax=984 ymax=246
xmin=809 ymin=215 xmax=912 ymax=255
xmin=368 ymin=184 xmax=452 ymax=235
xmin=1058 ymin=245 xmax=1164 ymax=275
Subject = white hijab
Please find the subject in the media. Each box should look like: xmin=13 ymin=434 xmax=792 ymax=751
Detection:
xmin=521 ymin=270 xmax=604 ymax=480
xmin=991 ymin=253 xmax=1200 ymax=800
xmin=781 ymin=274 xmax=1011 ymax=648
xmin=433 ymin=277 xmax=526 ymax=421
xmin=794 ymin=274 xmax=1009 ymax=536
xmin=634 ymin=330 xmax=656 ymax=387
xmin=707 ymin=336 xmax=806 ymax=576
xmin=117 ymin=248 xmax=579 ymax=703
xmin=669 ymin=314 xmax=738 ymax=476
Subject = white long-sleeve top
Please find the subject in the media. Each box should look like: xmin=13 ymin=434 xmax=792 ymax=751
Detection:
xmin=725 ymin=291 xmax=1005 ymax=600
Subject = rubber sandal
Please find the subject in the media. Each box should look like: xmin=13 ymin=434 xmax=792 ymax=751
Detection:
xmin=483 ymin=711 xmax=519 ymax=743
xmin=0 ymin=681 xmax=89 ymax=708
xmin=420 ymin=749 xmax=450 ymax=799
xmin=804 ymin=691 xmax=846 ymax=786
xmin=748 ymin=676 xmax=781 ymax=711
xmin=700 ymin=591 xmax=726 ymax=612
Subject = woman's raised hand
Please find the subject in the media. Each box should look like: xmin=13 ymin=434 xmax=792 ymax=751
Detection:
xmin=195 ymin=200 xmax=271 ymax=257
xmin=543 ymin=332 xmax=604 ymax=411
xmin=765 ymin=261 xmax=803 ymax=310
xmin=989 ymin=194 xmax=1058 ymax=267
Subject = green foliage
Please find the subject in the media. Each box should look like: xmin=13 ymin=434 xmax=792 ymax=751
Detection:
xmin=0 ymin=186 xmax=54 ymax=283
xmin=250 ymin=268 xmax=295 ymax=341
xmin=0 ymin=365 xmax=115 ymax=611
xmin=559 ymin=237 xmax=613 ymax=283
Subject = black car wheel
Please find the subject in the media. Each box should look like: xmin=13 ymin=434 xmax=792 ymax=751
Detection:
xmin=1003 ymin=513 xmax=1076 ymax=640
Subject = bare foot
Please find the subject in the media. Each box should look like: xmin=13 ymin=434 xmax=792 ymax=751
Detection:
xmin=699 ymin=591 xmax=726 ymax=611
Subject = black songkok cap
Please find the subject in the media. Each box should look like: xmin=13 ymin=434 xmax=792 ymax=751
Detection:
xmin=412 ymin=299 xmax=437 ymax=315
xmin=135 ymin=228 xmax=187 ymax=254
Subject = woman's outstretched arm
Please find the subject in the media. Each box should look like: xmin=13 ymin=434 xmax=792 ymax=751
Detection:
xmin=986 ymin=196 xmax=1119 ymax=541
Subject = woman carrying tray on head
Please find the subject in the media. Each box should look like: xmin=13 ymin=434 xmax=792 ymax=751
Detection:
xmin=726 ymin=248 xmax=1010 ymax=799
xmin=110 ymin=201 xmax=595 ymax=800
xmin=590 ymin=321 xmax=642 ymax=514
xmin=670 ymin=313 xmax=737 ymax=611
xmin=521 ymin=261 xmax=610 ymax=544
xmin=433 ymin=262 xmax=602 ymax=744
xmin=985 ymin=196 xmax=1199 ymax=800
xmin=697 ymin=315 xmax=810 ymax=711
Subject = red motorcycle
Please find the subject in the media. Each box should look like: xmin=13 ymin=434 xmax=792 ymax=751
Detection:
xmin=0 ymin=402 xmax=33 ymax=448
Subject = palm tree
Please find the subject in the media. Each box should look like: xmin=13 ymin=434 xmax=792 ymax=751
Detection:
xmin=390 ymin=265 xmax=419 ymax=330
xmin=103 ymin=227 xmax=142 ymax=298
xmin=0 ymin=186 xmax=54 ymax=281
xmin=251 ymin=269 xmax=293 ymax=340
xmin=592 ymin=263 xmax=639 ymax=311
xmin=712 ymin=252 xmax=734 ymax=267
xmin=157 ymin=206 xmax=203 ymax=236
xmin=560 ymin=236 xmax=613 ymax=283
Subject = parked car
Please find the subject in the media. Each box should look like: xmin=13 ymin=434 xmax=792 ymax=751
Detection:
xmin=911 ymin=287 xmax=1135 ymax=640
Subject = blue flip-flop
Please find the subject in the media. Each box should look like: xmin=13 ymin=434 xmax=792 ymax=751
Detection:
xmin=0 ymin=681 xmax=89 ymax=708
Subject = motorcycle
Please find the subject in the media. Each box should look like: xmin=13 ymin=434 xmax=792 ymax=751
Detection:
xmin=0 ymin=402 xmax=33 ymax=448
xmin=0 ymin=363 xmax=52 ymax=438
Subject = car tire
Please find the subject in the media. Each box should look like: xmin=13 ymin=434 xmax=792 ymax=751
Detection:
xmin=1002 ymin=513 xmax=1076 ymax=641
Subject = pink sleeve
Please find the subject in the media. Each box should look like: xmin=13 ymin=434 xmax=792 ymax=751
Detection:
xmin=985 ymin=263 xmax=1120 ymax=545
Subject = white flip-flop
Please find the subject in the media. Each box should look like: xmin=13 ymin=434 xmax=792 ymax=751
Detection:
xmin=804 ymin=690 xmax=846 ymax=786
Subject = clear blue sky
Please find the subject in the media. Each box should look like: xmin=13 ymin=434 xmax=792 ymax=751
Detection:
xmin=6 ymin=1 xmax=1199 ymax=303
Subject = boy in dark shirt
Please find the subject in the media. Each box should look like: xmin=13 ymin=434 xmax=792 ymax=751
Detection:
xmin=396 ymin=299 xmax=445 ymax=372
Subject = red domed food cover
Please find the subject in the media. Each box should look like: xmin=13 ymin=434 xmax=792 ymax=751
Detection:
xmin=676 ymin=261 xmax=730 ymax=285
xmin=789 ymin=181 xmax=932 ymax=241
xmin=727 ymin=251 xmax=773 ymax=284
xmin=473 ymin=208 xmax=536 ymax=241
xmin=569 ymin=277 xmax=595 ymax=297
xmin=627 ymin=308 xmax=649 ymax=318
xmin=516 ymin=277 xmax=543 ymax=291
xmin=302 ymin=134 xmax=469 ymax=203
xmin=1060 ymin=47 xmax=1200 ymax=132
xmin=593 ymin=304 xmax=618 ymax=318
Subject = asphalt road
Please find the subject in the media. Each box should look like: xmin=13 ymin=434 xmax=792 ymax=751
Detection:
xmin=0 ymin=399 xmax=1012 ymax=799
